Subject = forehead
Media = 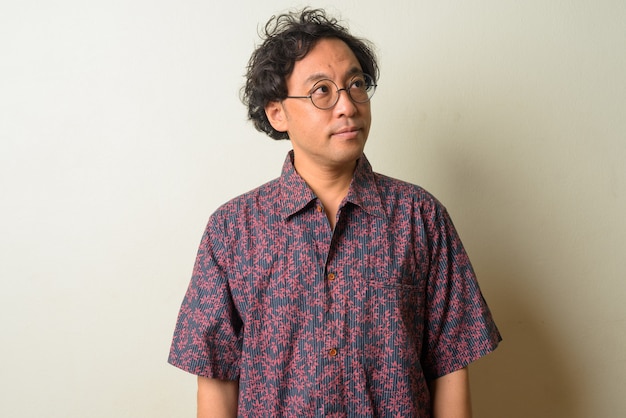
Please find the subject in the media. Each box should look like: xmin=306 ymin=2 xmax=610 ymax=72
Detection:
xmin=289 ymin=38 xmax=362 ymax=84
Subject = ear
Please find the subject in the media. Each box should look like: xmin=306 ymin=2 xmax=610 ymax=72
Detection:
xmin=265 ymin=100 xmax=288 ymax=133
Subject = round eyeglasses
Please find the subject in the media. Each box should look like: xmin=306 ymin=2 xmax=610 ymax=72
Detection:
xmin=284 ymin=73 xmax=377 ymax=110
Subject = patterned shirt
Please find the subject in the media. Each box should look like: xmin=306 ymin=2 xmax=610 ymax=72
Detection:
xmin=169 ymin=151 xmax=501 ymax=417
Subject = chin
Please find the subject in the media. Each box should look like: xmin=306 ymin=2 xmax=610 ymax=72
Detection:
xmin=332 ymin=146 xmax=365 ymax=164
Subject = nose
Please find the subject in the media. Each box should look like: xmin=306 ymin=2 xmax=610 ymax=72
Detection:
xmin=334 ymin=88 xmax=358 ymax=116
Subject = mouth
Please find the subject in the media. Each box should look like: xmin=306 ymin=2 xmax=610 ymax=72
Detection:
xmin=332 ymin=126 xmax=361 ymax=139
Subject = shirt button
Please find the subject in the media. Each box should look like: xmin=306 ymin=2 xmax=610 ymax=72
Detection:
xmin=327 ymin=273 xmax=336 ymax=281
xmin=316 ymin=205 xmax=323 ymax=212
xmin=328 ymin=348 xmax=338 ymax=357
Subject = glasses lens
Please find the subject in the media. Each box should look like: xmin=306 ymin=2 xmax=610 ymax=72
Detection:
xmin=348 ymin=74 xmax=375 ymax=103
xmin=310 ymin=79 xmax=337 ymax=109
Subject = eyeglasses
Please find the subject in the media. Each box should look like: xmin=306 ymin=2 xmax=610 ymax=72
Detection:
xmin=284 ymin=73 xmax=377 ymax=110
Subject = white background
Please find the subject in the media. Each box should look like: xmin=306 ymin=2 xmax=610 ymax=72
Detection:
xmin=1 ymin=1 xmax=625 ymax=416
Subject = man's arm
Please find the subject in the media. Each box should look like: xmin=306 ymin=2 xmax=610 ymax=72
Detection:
xmin=429 ymin=367 xmax=472 ymax=418
xmin=197 ymin=376 xmax=238 ymax=418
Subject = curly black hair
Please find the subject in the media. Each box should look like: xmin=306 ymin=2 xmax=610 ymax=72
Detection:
xmin=242 ymin=8 xmax=379 ymax=140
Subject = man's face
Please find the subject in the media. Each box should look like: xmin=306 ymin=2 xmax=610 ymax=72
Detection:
xmin=266 ymin=38 xmax=372 ymax=173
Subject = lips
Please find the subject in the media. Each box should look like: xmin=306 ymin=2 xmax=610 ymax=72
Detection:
xmin=332 ymin=126 xmax=360 ymax=137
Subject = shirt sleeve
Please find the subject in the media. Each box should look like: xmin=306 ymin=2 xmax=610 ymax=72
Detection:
xmin=168 ymin=214 xmax=242 ymax=379
xmin=422 ymin=203 xmax=501 ymax=380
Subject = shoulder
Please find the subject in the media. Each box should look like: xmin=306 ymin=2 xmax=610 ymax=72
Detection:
xmin=208 ymin=177 xmax=282 ymax=230
xmin=368 ymin=172 xmax=461 ymax=244
xmin=373 ymin=172 xmax=445 ymax=215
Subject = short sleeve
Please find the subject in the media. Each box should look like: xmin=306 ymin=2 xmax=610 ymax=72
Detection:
xmin=422 ymin=204 xmax=501 ymax=379
xmin=168 ymin=214 xmax=242 ymax=379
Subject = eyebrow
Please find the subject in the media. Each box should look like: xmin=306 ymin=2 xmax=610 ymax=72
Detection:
xmin=303 ymin=67 xmax=364 ymax=85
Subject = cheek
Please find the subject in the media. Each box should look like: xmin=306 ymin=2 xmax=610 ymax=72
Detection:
xmin=301 ymin=114 xmax=329 ymax=135
xmin=362 ymin=108 xmax=372 ymax=131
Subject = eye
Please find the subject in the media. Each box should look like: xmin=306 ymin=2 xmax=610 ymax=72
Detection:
xmin=350 ymin=76 xmax=367 ymax=91
xmin=310 ymin=80 xmax=334 ymax=97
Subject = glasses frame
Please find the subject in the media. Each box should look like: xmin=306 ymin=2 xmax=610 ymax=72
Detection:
xmin=284 ymin=73 xmax=377 ymax=110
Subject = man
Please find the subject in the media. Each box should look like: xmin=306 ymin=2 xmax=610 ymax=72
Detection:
xmin=169 ymin=8 xmax=501 ymax=417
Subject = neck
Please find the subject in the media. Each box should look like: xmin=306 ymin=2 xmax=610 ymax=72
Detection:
xmin=293 ymin=155 xmax=358 ymax=229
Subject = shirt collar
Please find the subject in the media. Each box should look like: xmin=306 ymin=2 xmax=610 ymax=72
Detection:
xmin=345 ymin=155 xmax=387 ymax=219
xmin=278 ymin=151 xmax=317 ymax=218
xmin=278 ymin=151 xmax=386 ymax=220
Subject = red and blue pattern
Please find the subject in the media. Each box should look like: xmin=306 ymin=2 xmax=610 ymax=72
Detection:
xmin=169 ymin=151 xmax=501 ymax=417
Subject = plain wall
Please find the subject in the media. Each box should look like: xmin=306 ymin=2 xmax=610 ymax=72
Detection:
xmin=1 ymin=1 xmax=624 ymax=417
